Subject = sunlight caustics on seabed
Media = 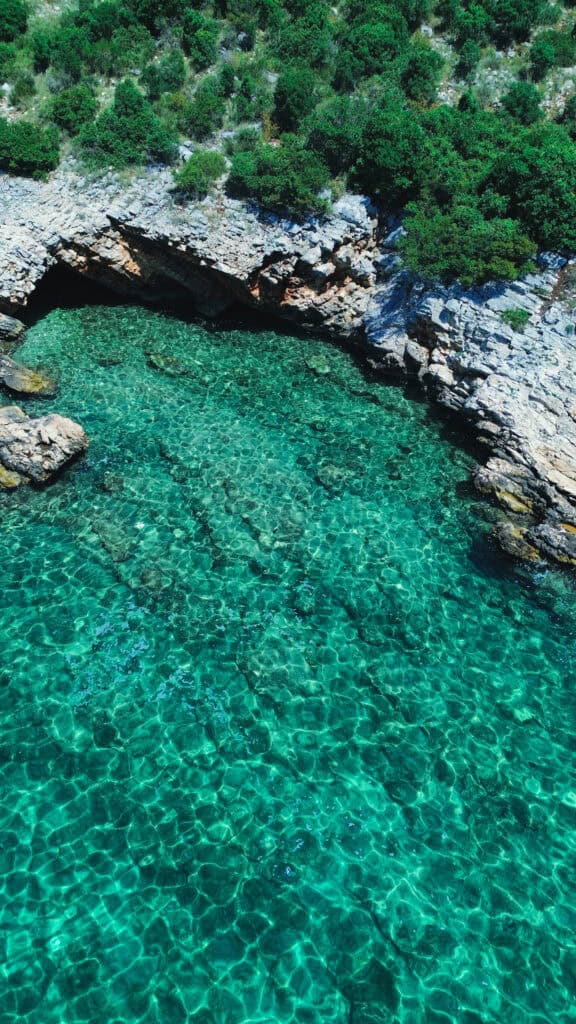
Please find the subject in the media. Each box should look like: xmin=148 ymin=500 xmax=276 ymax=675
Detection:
xmin=1 ymin=303 xmax=575 ymax=1023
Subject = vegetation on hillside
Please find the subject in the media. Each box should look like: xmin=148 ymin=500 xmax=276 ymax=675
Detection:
xmin=2 ymin=0 xmax=576 ymax=283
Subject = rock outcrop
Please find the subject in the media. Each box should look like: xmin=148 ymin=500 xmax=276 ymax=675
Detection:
xmin=0 ymin=405 xmax=88 ymax=488
xmin=0 ymin=312 xmax=25 ymax=349
xmin=1 ymin=162 xmax=576 ymax=565
xmin=0 ymin=354 xmax=55 ymax=396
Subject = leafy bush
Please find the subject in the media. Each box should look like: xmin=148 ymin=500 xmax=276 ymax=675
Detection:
xmin=531 ymin=35 xmax=557 ymax=79
xmin=174 ymin=148 xmax=226 ymax=195
xmin=51 ymin=85 xmax=97 ymax=134
xmin=181 ymin=77 xmax=226 ymax=141
xmin=182 ymin=11 xmax=220 ymax=71
xmin=502 ymin=82 xmax=542 ymax=125
xmin=273 ymin=64 xmax=317 ymax=133
xmin=79 ymin=80 xmax=177 ymax=168
xmin=400 ymin=44 xmax=444 ymax=103
xmin=0 ymin=117 xmax=59 ymax=176
xmin=456 ymin=38 xmax=481 ymax=78
xmin=489 ymin=123 xmax=576 ymax=250
xmin=400 ymin=201 xmax=536 ymax=285
xmin=228 ymin=139 xmax=330 ymax=215
xmin=0 ymin=0 xmax=27 ymax=43
xmin=10 ymin=71 xmax=35 ymax=108
xmin=141 ymin=50 xmax=186 ymax=100
xmin=353 ymin=101 xmax=427 ymax=206
xmin=501 ymin=307 xmax=531 ymax=331
xmin=306 ymin=95 xmax=369 ymax=175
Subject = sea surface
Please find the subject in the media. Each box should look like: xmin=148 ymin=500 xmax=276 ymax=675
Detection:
xmin=1 ymin=300 xmax=575 ymax=1023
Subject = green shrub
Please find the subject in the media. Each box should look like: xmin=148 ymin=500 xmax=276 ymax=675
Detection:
xmin=353 ymin=101 xmax=427 ymax=206
xmin=456 ymin=38 xmax=481 ymax=78
xmin=0 ymin=0 xmax=27 ymax=42
xmin=174 ymin=148 xmax=226 ymax=195
xmin=224 ymin=126 xmax=261 ymax=155
xmin=79 ymin=79 xmax=177 ymax=168
xmin=181 ymin=77 xmax=225 ymax=141
xmin=400 ymin=201 xmax=536 ymax=286
xmin=228 ymin=139 xmax=330 ymax=216
xmin=273 ymin=64 xmax=317 ymax=133
xmin=0 ymin=117 xmax=59 ymax=176
xmin=501 ymin=307 xmax=531 ymax=331
xmin=502 ymin=82 xmax=542 ymax=125
xmin=271 ymin=2 xmax=333 ymax=67
xmin=400 ymin=44 xmax=444 ymax=103
xmin=10 ymin=72 xmax=36 ymax=108
xmin=49 ymin=26 xmax=92 ymax=82
xmin=489 ymin=123 xmax=576 ymax=251
xmin=219 ymin=62 xmax=236 ymax=98
xmin=141 ymin=50 xmax=186 ymax=101
xmin=30 ymin=31 xmax=51 ymax=73
xmin=530 ymin=35 xmax=556 ymax=79
xmin=306 ymin=95 xmax=368 ymax=175
xmin=182 ymin=11 xmax=219 ymax=70
xmin=51 ymin=85 xmax=98 ymax=135
xmin=0 ymin=40 xmax=16 ymax=76
xmin=334 ymin=15 xmax=408 ymax=90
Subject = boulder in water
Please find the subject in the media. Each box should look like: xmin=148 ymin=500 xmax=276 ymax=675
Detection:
xmin=0 ymin=355 xmax=56 ymax=396
xmin=0 ymin=313 xmax=25 ymax=351
xmin=0 ymin=406 xmax=88 ymax=486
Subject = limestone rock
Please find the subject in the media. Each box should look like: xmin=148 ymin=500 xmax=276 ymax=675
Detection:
xmin=2 ymin=161 xmax=576 ymax=564
xmin=0 ymin=355 xmax=55 ymax=396
xmin=0 ymin=406 xmax=88 ymax=485
xmin=0 ymin=313 xmax=25 ymax=349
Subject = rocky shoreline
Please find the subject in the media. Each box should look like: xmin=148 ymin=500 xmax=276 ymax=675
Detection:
xmin=1 ymin=164 xmax=576 ymax=566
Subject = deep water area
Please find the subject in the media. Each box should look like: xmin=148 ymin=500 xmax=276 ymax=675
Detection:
xmin=1 ymin=301 xmax=576 ymax=1024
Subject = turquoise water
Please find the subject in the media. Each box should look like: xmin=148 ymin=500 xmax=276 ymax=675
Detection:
xmin=1 ymin=300 xmax=576 ymax=1023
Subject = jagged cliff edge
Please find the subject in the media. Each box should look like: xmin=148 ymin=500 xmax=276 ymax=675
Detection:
xmin=2 ymin=165 xmax=576 ymax=567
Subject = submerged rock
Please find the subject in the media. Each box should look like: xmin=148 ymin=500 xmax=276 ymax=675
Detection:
xmin=0 ymin=313 xmax=25 ymax=350
xmin=0 ymin=406 xmax=88 ymax=486
xmin=0 ymin=355 xmax=56 ymax=396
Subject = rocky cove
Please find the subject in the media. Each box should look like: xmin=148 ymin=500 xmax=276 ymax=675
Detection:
xmin=1 ymin=164 xmax=576 ymax=567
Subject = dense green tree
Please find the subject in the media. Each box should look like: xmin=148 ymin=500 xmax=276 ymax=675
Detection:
xmin=49 ymin=26 xmax=91 ymax=81
xmin=0 ymin=0 xmax=27 ymax=42
xmin=182 ymin=11 xmax=220 ymax=70
xmin=306 ymin=95 xmax=368 ymax=175
xmin=489 ymin=123 xmax=576 ymax=250
xmin=531 ymin=35 xmax=556 ymax=79
xmin=335 ymin=13 xmax=408 ymax=90
xmin=0 ymin=117 xmax=59 ymax=176
xmin=502 ymin=81 xmax=542 ymax=125
xmin=141 ymin=51 xmax=186 ymax=100
xmin=271 ymin=2 xmax=332 ymax=66
xmin=353 ymin=102 xmax=427 ymax=205
xmin=10 ymin=71 xmax=35 ymax=108
xmin=219 ymin=62 xmax=236 ymax=98
xmin=174 ymin=148 xmax=227 ymax=195
xmin=401 ymin=44 xmax=444 ymax=102
xmin=228 ymin=138 xmax=329 ymax=214
xmin=396 ymin=0 xmax=432 ymax=30
xmin=0 ymin=40 xmax=15 ymax=76
xmin=273 ymin=64 xmax=316 ymax=133
xmin=456 ymin=38 xmax=481 ymax=77
xmin=51 ymin=84 xmax=97 ymax=134
xmin=181 ymin=77 xmax=226 ymax=140
xmin=400 ymin=201 xmax=536 ymax=285
xmin=30 ymin=31 xmax=51 ymax=73
xmin=80 ymin=79 xmax=177 ymax=167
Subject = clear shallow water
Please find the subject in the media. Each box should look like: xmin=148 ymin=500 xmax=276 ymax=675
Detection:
xmin=1 ymin=301 xmax=576 ymax=1024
